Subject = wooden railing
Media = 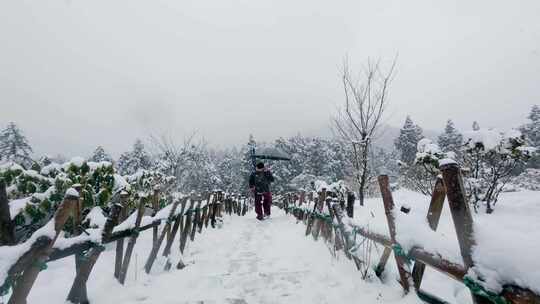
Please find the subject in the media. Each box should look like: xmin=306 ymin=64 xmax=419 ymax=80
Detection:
xmin=0 ymin=187 xmax=249 ymax=304
xmin=276 ymin=163 xmax=540 ymax=304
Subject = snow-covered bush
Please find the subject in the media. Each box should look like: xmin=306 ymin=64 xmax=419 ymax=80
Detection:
xmin=1 ymin=157 xmax=130 ymax=240
xmin=462 ymin=129 xmax=536 ymax=213
xmin=398 ymin=138 xmax=449 ymax=196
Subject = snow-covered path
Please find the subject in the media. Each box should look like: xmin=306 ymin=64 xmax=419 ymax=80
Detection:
xmin=26 ymin=207 xmax=423 ymax=304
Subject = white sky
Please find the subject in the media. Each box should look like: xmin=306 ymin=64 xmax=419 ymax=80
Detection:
xmin=1 ymin=0 xmax=539 ymax=157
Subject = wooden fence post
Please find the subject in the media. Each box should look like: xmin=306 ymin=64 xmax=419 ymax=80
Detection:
xmin=8 ymin=194 xmax=77 ymax=304
xmin=305 ymin=197 xmax=318 ymax=236
xmin=190 ymin=200 xmax=202 ymax=241
xmin=144 ymin=197 xmax=182 ymax=274
xmin=440 ymin=163 xmax=491 ymax=304
xmin=411 ymin=177 xmax=446 ymax=289
xmin=198 ymin=196 xmax=209 ymax=233
xmin=66 ymin=200 xmax=122 ymax=303
xmin=378 ymin=175 xmax=413 ymax=293
xmin=114 ymin=192 xmax=129 ymax=279
xmin=163 ymin=200 xmax=187 ymax=271
xmin=311 ymin=189 xmax=327 ymax=240
xmin=177 ymin=198 xmax=195 ymax=269
xmin=118 ymin=196 xmax=146 ymax=285
xmin=202 ymin=193 xmax=212 ymax=228
xmin=0 ymin=178 xmax=16 ymax=245
xmin=374 ymin=248 xmax=392 ymax=278
xmin=151 ymin=188 xmax=160 ymax=245
xmin=163 ymin=199 xmax=187 ymax=257
xmin=346 ymin=191 xmax=355 ymax=218
xmin=331 ymin=202 xmax=363 ymax=270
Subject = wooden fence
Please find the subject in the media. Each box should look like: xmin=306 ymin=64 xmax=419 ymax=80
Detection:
xmin=276 ymin=163 xmax=540 ymax=304
xmin=0 ymin=186 xmax=249 ymax=304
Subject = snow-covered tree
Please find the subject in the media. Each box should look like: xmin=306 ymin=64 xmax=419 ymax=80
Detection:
xmin=214 ymin=148 xmax=244 ymax=193
xmin=0 ymin=122 xmax=33 ymax=167
xmin=472 ymin=121 xmax=480 ymax=131
xmin=175 ymin=142 xmax=221 ymax=193
xmin=404 ymin=138 xmax=448 ymax=195
xmin=117 ymin=139 xmax=152 ymax=175
xmin=89 ymin=146 xmax=113 ymax=162
xmin=333 ymin=58 xmax=396 ymax=205
xmin=271 ymin=135 xmax=352 ymax=192
xmin=521 ymin=105 xmax=540 ymax=147
xmin=520 ymin=105 xmax=540 ymax=168
xmin=462 ymin=128 xmax=535 ymax=213
xmin=395 ymin=116 xmax=424 ymax=165
xmin=438 ymin=119 xmax=463 ymax=160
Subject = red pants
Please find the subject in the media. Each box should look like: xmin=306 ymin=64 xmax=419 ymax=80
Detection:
xmin=255 ymin=192 xmax=272 ymax=218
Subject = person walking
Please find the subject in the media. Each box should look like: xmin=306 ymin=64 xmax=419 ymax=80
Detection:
xmin=249 ymin=162 xmax=274 ymax=220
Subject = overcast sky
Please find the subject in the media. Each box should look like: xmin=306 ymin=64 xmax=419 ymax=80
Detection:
xmin=1 ymin=0 xmax=539 ymax=158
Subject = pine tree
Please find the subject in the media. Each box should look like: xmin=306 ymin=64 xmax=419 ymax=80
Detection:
xmin=117 ymin=139 xmax=152 ymax=175
xmin=89 ymin=146 xmax=113 ymax=162
xmin=215 ymin=148 xmax=244 ymax=193
xmin=472 ymin=121 xmax=480 ymax=131
xmin=521 ymin=105 xmax=540 ymax=147
xmin=438 ymin=119 xmax=463 ymax=159
xmin=176 ymin=143 xmax=221 ymax=193
xmin=394 ymin=116 xmax=424 ymax=165
xmin=239 ymin=135 xmax=257 ymax=186
xmin=520 ymin=105 xmax=540 ymax=168
xmin=0 ymin=122 xmax=33 ymax=167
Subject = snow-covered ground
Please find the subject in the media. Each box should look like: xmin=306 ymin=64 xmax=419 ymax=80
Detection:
xmin=21 ymin=209 xmax=422 ymax=304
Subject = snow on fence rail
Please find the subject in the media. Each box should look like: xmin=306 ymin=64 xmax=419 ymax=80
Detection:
xmin=275 ymin=163 xmax=540 ymax=304
xmin=0 ymin=184 xmax=249 ymax=304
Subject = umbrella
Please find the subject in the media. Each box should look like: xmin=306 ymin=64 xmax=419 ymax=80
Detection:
xmin=252 ymin=147 xmax=291 ymax=161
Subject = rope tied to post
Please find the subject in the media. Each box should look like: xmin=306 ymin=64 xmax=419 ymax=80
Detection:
xmin=391 ymin=243 xmax=412 ymax=265
xmin=130 ymin=228 xmax=140 ymax=237
xmin=463 ymin=276 xmax=508 ymax=304
xmin=0 ymin=274 xmax=18 ymax=296
xmin=34 ymin=260 xmax=48 ymax=271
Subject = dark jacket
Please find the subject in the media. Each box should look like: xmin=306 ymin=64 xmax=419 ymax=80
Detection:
xmin=249 ymin=170 xmax=274 ymax=193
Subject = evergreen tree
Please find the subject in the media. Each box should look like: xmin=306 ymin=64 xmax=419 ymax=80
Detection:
xmin=520 ymin=105 xmax=540 ymax=168
xmin=117 ymin=139 xmax=152 ymax=175
xmin=472 ymin=121 xmax=480 ymax=131
xmin=215 ymin=148 xmax=244 ymax=193
xmin=0 ymin=122 xmax=33 ymax=167
xmin=394 ymin=116 xmax=424 ymax=165
xmin=521 ymin=105 xmax=540 ymax=147
xmin=176 ymin=143 xmax=221 ymax=193
xmin=89 ymin=146 xmax=113 ymax=162
xmin=239 ymin=135 xmax=257 ymax=187
xmin=438 ymin=119 xmax=463 ymax=159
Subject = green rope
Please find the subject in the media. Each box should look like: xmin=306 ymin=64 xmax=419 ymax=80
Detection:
xmin=130 ymin=228 xmax=140 ymax=237
xmin=33 ymin=260 xmax=48 ymax=271
xmin=463 ymin=276 xmax=507 ymax=304
xmin=0 ymin=275 xmax=15 ymax=296
xmin=391 ymin=244 xmax=412 ymax=264
xmin=95 ymin=244 xmax=106 ymax=251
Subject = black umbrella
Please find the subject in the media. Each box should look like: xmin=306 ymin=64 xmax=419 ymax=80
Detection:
xmin=253 ymin=147 xmax=291 ymax=161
